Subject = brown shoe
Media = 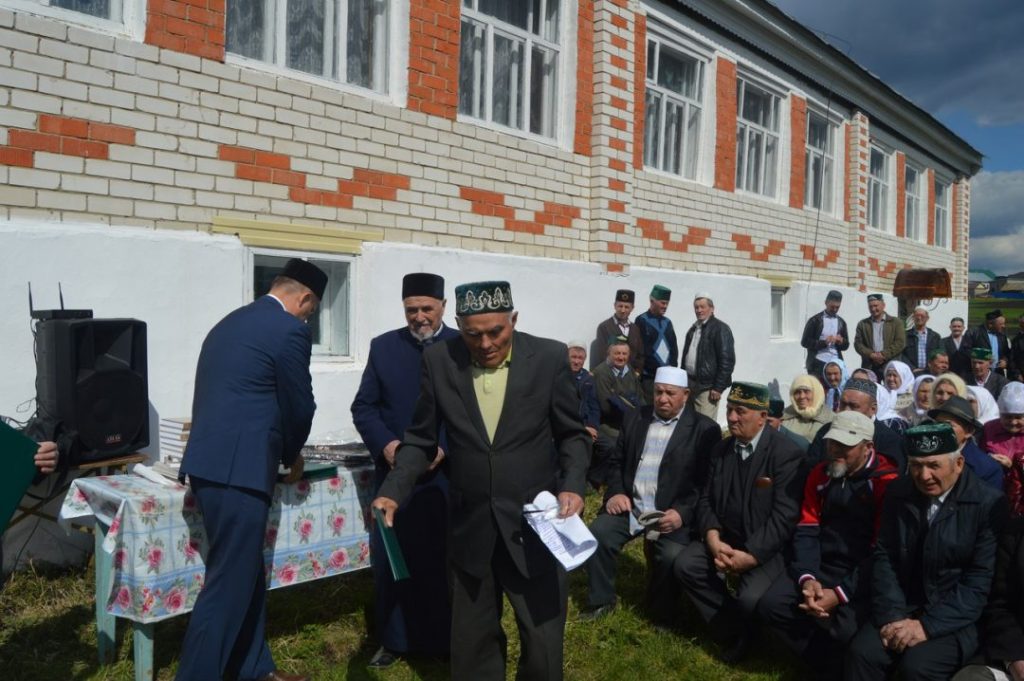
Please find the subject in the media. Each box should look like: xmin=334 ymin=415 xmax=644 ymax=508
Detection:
xmin=259 ymin=671 xmax=309 ymax=681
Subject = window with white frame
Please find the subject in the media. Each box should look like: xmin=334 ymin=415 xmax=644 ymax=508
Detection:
xmin=252 ymin=252 xmax=352 ymax=356
xmin=643 ymin=36 xmax=704 ymax=179
xmin=905 ymin=164 xmax=923 ymax=242
xmin=227 ymin=0 xmax=390 ymax=93
xmin=805 ymin=111 xmax=835 ymax=212
xmin=867 ymin=146 xmax=890 ymax=231
xmin=770 ymin=287 xmax=786 ymax=338
xmin=458 ymin=0 xmax=561 ymax=139
xmin=934 ymin=179 xmax=951 ymax=249
xmin=5 ymin=0 xmax=138 ymax=30
xmin=736 ymin=78 xmax=781 ymax=198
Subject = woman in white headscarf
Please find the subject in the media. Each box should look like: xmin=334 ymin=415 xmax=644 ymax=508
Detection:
xmin=968 ymin=385 xmax=1001 ymax=425
xmin=898 ymin=374 xmax=935 ymax=427
xmin=930 ymin=372 xmax=968 ymax=408
xmin=875 ymin=381 xmax=908 ymax=434
xmin=882 ymin=360 xmax=915 ymax=413
xmin=781 ymin=374 xmax=834 ymax=441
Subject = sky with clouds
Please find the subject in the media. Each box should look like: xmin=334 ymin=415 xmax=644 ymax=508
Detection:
xmin=771 ymin=0 xmax=1024 ymax=276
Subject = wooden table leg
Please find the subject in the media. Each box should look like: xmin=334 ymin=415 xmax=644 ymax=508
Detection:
xmin=133 ymin=622 xmax=154 ymax=681
xmin=94 ymin=521 xmax=116 ymax=664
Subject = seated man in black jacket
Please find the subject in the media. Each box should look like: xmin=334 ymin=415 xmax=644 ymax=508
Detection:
xmin=758 ymin=411 xmax=899 ymax=680
xmin=804 ymin=378 xmax=905 ymax=473
xmin=845 ymin=423 xmax=1006 ymax=681
xmin=582 ymin=366 xmax=720 ymax=623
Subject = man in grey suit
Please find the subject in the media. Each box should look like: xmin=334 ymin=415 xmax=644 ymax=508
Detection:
xmin=372 ymin=280 xmax=590 ymax=681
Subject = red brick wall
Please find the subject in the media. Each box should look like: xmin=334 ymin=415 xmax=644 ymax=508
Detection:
xmin=926 ymin=168 xmax=936 ymax=245
xmin=632 ymin=14 xmax=646 ymax=169
xmin=0 ymin=114 xmax=136 ymax=167
xmin=408 ymin=0 xmax=460 ymax=119
xmin=145 ymin=0 xmax=225 ymax=61
xmin=895 ymin=152 xmax=906 ymax=237
xmin=789 ymin=96 xmax=806 ymax=209
xmin=714 ymin=57 xmax=737 ymax=192
xmin=574 ymin=1 xmax=595 ymax=155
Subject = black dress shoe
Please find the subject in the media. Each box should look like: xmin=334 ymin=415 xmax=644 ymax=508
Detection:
xmin=368 ymin=646 xmax=400 ymax=669
xmin=720 ymin=628 xmax=753 ymax=664
xmin=258 ymin=671 xmax=308 ymax=681
xmin=578 ymin=603 xmax=615 ymax=621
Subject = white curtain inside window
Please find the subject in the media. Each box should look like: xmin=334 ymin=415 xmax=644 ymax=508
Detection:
xmin=52 ymin=0 xmax=110 ymax=19
xmin=287 ymin=0 xmax=329 ymax=77
xmin=227 ymin=0 xmax=268 ymax=61
xmin=459 ymin=19 xmax=487 ymax=118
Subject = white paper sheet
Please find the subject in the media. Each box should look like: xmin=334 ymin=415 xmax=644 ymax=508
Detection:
xmin=523 ymin=490 xmax=597 ymax=571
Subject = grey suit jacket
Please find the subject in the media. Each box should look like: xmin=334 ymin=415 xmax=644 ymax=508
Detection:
xmin=379 ymin=330 xmax=591 ymax=579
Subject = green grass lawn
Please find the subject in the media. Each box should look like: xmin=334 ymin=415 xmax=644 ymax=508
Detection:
xmin=1 ymin=494 xmax=804 ymax=680
xmin=968 ymin=298 xmax=1024 ymax=330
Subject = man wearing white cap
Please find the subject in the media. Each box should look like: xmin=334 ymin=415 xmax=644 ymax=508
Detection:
xmin=581 ymin=366 xmax=721 ymax=623
xmin=681 ymin=294 xmax=735 ymax=421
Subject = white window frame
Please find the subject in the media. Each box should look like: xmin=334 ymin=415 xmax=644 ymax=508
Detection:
xmin=904 ymin=162 xmax=924 ymax=243
xmin=457 ymin=0 xmax=569 ymax=145
xmin=735 ymin=75 xmax=783 ymax=199
xmin=804 ymin=108 xmax=838 ymax=215
xmin=642 ymin=28 xmax=706 ymax=181
xmin=867 ymin=144 xmax=893 ymax=233
xmin=225 ymin=0 xmax=396 ymax=99
xmin=247 ymin=248 xmax=355 ymax=359
xmin=1 ymin=0 xmax=145 ymax=38
xmin=934 ymin=176 xmax=952 ymax=250
xmin=770 ymin=286 xmax=786 ymax=338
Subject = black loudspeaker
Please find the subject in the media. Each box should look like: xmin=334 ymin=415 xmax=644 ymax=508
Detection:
xmin=34 ymin=318 xmax=149 ymax=463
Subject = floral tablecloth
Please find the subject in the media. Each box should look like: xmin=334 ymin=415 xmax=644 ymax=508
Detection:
xmin=59 ymin=467 xmax=375 ymax=623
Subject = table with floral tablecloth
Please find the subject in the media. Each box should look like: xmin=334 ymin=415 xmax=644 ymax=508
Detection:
xmin=58 ymin=465 xmax=375 ymax=681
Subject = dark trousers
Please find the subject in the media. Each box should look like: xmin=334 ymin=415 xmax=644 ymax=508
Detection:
xmin=175 ymin=477 xmax=275 ymax=681
xmin=674 ymin=539 xmax=782 ymax=638
xmin=587 ymin=435 xmax=616 ymax=488
xmin=371 ymin=476 xmax=451 ymax=654
xmin=845 ymin=622 xmax=968 ymax=681
xmin=757 ymin=572 xmax=861 ymax=678
xmin=586 ymin=512 xmax=686 ymax=621
xmin=450 ymin=538 xmax=567 ymax=681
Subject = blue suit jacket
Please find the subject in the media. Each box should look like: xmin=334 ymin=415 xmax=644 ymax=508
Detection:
xmin=180 ymin=295 xmax=316 ymax=497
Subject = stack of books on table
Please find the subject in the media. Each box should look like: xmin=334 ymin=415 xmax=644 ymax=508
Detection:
xmin=157 ymin=417 xmax=191 ymax=477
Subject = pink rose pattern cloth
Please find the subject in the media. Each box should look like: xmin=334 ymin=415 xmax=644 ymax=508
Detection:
xmin=59 ymin=466 xmax=374 ymax=623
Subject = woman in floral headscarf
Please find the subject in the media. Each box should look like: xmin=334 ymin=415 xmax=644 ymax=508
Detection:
xmin=821 ymin=359 xmax=849 ymax=413
xmin=882 ymin=360 xmax=915 ymax=412
xmin=898 ymin=374 xmax=935 ymax=427
xmin=781 ymin=374 xmax=834 ymax=441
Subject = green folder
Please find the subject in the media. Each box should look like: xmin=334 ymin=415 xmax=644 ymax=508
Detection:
xmin=372 ymin=506 xmax=410 ymax=581
xmin=0 ymin=421 xmax=40 ymax=531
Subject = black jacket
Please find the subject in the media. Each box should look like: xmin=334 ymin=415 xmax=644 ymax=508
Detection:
xmin=870 ymin=468 xmax=1006 ymax=654
xmin=680 ymin=315 xmax=735 ymax=393
xmin=697 ymin=426 xmax=804 ymax=565
xmin=604 ymin=404 xmax=721 ymax=543
xmin=942 ymin=335 xmax=973 ymax=380
xmin=1011 ymin=332 xmax=1024 ymax=382
xmin=901 ymin=327 xmax=942 ymax=373
xmin=800 ymin=311 xmax=850 ymax=370
xmin=968 ymin=324 xmax=1011 ymax=371
xmin=979 ymin=517 xmax=1024 ymax=665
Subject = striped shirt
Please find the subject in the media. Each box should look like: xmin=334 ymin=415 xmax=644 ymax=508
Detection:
xmin=630 ymin=410 xmax=683 ymax=535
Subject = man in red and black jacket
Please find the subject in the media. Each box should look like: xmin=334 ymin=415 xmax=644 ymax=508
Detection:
xmin=758 ymin=410 xmax=899 ymax=681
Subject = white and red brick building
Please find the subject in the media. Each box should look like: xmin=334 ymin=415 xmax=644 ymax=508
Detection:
xmin=0 ymin=0 xmax=981 ymax=444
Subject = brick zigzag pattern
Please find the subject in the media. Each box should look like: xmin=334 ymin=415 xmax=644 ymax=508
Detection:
xmin=0 ymin=115 xmax=136 ymax=167
xmin=218 ymin=145 xmax=410 ymax=208
xmin=458 ymin=186 xmax=581 ymax=235
xmin=868 ymin=257 xmax=913 ymax=280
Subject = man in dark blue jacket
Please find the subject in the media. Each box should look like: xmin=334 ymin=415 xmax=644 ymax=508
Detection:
xmin=845 ymin=423 xmax=1006 ymax=681
xmin=351 ymin=272 xmax=458 ymax=668
xmin=176 ymin=258 xmax=325 ymax=681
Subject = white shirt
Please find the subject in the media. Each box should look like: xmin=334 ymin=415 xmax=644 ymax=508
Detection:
xmin=927 ymin=488 xmax=952 ymax=525
xmin=684 ymin=323 xmax=702 ymax=374
xmin=816 ymin=313 xmax=840 ymax=363
xmin=266 ymin=293 xmax=287 ymax=310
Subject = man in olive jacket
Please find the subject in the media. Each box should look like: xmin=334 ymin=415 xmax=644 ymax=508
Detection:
xmin=853 ymin=294 xmax=906 ymax=375
xmin=845 ymin=423 xmax=1006 ymax=681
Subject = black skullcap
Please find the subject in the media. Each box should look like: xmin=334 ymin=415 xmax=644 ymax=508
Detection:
xmin=867 ymin=293 xmax=884 ymax=302
xmin=616 ymin=289 xmax=635 ymax=304
xmin=281 ymin=258 xmax=328 ymax=300
xmin=986 ymin=309 xmax=1003 ymax=321
xmin=844 ymin=378 xmax=878 ymax=400
xmin=402 ymin=273 xmax=445 ymax=300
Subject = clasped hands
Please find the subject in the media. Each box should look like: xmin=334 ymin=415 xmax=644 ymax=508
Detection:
xmin=706 ymin=530 xmax=758 ymax=574
xmin=797 ymin=579 xmax=840 ymax=619
xmin=879 ymin=619 xmax=927 ymax=652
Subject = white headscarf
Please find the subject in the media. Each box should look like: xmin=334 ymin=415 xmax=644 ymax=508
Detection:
xmin=883 ymin=360 xmax=915 ymax=395
xmin=875 ymin=383 xmax=900 ymax=422
xmin=999 ymin=382 xmax=1024 ymax=415
xmin=909 ymin=374 xmax=936 ymax=417
xmin=967 ymin=386 xmax=1001 ymax=425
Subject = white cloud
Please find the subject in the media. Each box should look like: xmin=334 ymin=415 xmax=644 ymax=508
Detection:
xmin=971 ymin=170 xmax=1024 ymax=238
xmin=970 ymin=226 xmax=1024 ymax=276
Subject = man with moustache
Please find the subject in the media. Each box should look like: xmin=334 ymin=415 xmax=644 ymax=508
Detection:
xmin=592 ymin=289 xmax=644 ymax=376
xmin=844 ymin=423 xmax=1006 ymax=681
xmin=351 ymin=272 xmax=458 ymax=668
xmin=372 ymin=281 xmax=590 ymax=681
xmin=758 ymin=411 xmax=899 ymax=681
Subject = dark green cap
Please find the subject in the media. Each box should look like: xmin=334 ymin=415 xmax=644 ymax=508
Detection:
xmin=650 ymin=285 xmax=671 ymax=301
xmin=905 ymin=422 xmax=959 ymax=457
xmin=728 ymin=382 xmax=770 ymax=410
xmin=970 ymin=347 xmax=993 ymax=361
xmin=454 ymin=281 xmax=513 ymax=316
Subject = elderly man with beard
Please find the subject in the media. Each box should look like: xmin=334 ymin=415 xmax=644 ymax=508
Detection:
xmin=845 ymin=423 xmax=1006 ymax=681
xmin=351 ymin=273 xmax=459 ymax=668
xmin=674 ymin=382 xmax=804 ymax=661
xmin=758 ymin=411 xmax=899 ymax=681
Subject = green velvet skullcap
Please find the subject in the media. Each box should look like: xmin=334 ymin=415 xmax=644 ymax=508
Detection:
xmin=970 ymin=347 xmax=993 ymax=361
xmin=650 ymin=285 xmax=672 ymax=301
xmin=454 ymin=281 xmax=514 ymax=316
xmin=905 ymin=422 xmax=959 ymax=457
xmin=727 ymin=382 xmax=770 ymax=410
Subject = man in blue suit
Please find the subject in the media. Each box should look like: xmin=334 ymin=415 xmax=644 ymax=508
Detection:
xmin=351 ymin=272 xmax=458 ymax=668
xmin=176 ymin=258 xmax=326 ymax=681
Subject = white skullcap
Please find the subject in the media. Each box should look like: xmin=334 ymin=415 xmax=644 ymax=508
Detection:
xmin=566 ymin=340 xmax=587 ymax=351
xmin=654 ymin=366 xmax=688 ymax=388
xmin=694 ymin=292 xmax=712 ymax=301
xmin=999 ymin=382 xmax=1024 ymax=415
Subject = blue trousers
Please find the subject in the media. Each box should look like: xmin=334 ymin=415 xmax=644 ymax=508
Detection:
xmin=175 ymin=478 xmax=274 ymax=681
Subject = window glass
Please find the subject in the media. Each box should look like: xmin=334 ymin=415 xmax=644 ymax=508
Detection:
xmin=735 ymin=79 xmax=781 ymax=197
xmin=642 ymin=33 xmax=704 ymax=180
